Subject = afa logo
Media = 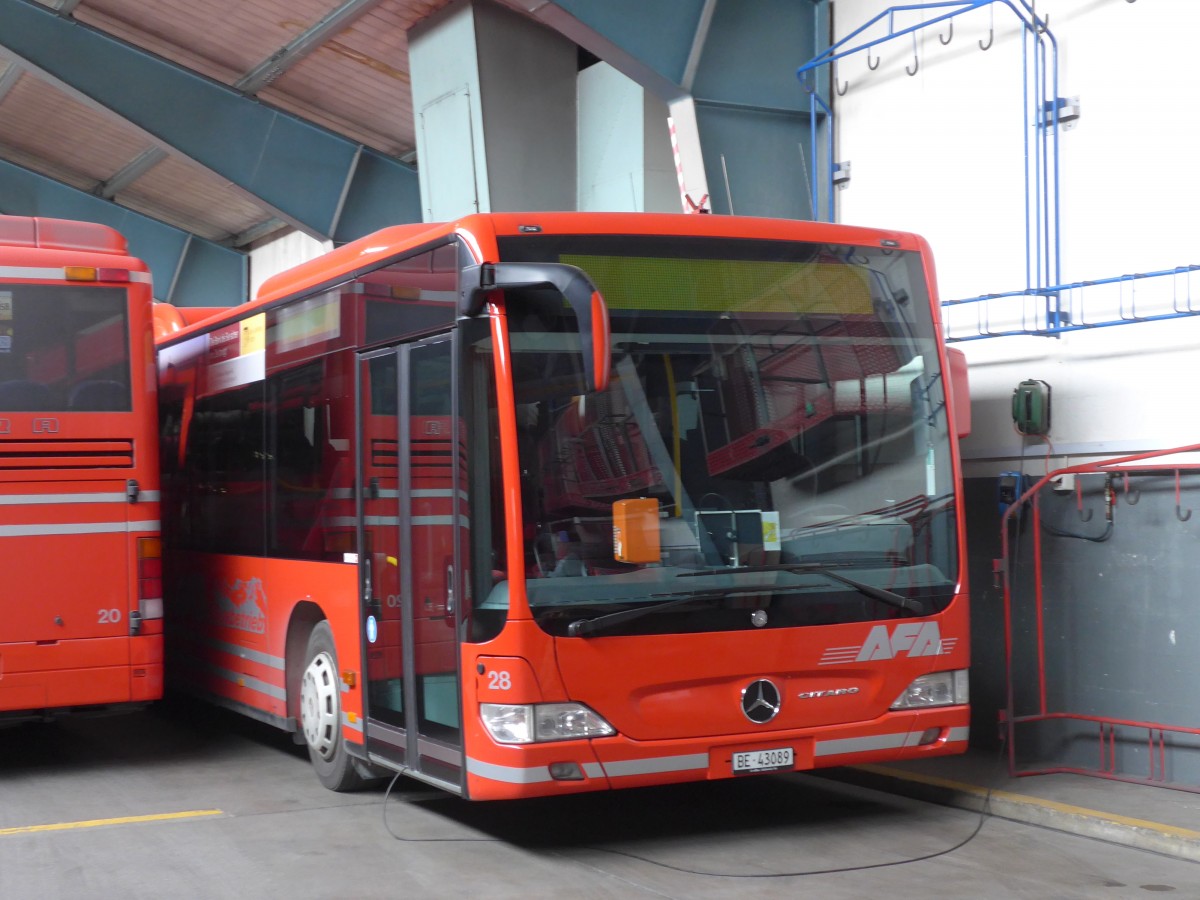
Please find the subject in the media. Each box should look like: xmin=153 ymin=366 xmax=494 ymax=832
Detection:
xmin=215 ymin=577 xmax=268 ymax=634
xmin=819 ymin=622 xmax=958 ymax=665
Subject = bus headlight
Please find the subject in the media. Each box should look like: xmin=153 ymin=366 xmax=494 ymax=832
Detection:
xmin=890 ymin=669 xmax=969 ymax=710
xmin=480 ymin=702 xmax=615 ymax=743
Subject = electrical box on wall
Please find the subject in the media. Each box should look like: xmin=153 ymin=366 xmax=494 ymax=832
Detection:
xmin=1012 ymin=380 xmax=1051 ymax=435
xmin=997 ymin=471 xmax=1026 ymax=515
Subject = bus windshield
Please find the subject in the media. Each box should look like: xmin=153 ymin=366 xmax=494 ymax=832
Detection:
xmin=0 ymin=284 xmax=131 ymax=411
xmin=494 ymin=234 xmax=957 ymax=638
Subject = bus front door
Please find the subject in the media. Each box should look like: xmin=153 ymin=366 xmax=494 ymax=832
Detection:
xmin=359 ymin=335 xmax=465 ymax=791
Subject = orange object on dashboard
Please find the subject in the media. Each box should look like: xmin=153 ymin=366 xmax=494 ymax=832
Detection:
xmin=612 ymin=498 xmax=661 ymax=564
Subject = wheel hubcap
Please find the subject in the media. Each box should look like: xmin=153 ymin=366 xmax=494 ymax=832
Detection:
xmin=300 ymin=650 xmax=339 ymax=761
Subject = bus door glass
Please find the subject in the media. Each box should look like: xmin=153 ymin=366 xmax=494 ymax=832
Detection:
xmin=359 ymin=335 xmax=464 ymax=788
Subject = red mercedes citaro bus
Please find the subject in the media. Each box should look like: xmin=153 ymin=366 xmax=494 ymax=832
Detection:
xmin=154 ymin=212 xmax=971 ymax=798
xmin=0 ymin=215 xmax=163 ymax=723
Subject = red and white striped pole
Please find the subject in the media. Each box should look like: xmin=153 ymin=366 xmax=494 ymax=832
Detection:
xmin=668 ymin=116 xmax=710 ymax=214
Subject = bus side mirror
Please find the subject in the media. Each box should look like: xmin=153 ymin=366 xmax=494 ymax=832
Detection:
xmin=945 ymin=346 xmax=971 ymax=439
xmin=459 ymin=262 xmax=611 ymax=393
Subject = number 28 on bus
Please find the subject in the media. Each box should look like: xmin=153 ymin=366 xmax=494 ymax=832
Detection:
xmin=155 ymin=212 xmax=972 ymax=799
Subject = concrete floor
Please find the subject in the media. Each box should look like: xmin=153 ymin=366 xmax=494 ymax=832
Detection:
xmin=2 ymin=700 xmax=1199 ymax=899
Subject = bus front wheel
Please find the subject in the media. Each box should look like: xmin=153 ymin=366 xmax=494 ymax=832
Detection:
xmin=300 ymin=621 xmax=365 ymax=791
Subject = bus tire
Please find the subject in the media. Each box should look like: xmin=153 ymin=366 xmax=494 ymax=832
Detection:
xmin=299 ymin=621 xmax=365 ymax=792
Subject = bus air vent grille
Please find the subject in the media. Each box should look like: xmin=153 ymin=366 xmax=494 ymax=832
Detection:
xmin=0 ymin=439 xmax=134 ymax=469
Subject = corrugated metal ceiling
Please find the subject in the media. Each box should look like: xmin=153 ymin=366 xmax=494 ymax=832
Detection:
xmin=0 ymin=0 xmax=456 ymax=246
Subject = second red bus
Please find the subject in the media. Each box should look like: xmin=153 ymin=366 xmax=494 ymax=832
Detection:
xmin=0 ymin=215 xmax=162 ymax=724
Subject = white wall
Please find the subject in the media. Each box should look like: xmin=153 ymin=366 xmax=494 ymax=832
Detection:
xmin=833 ymin=0 xmax=1200 ymax=475
xmin=248 ymin=230 xmax=331 ymax=301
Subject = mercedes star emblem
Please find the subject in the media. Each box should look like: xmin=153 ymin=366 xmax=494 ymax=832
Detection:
xmin=741 ymin=679 xmax=782 ymax=724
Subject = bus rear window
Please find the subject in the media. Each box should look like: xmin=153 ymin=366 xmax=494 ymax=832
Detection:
xmin=0 ymin=284 xmax=131 ymax=411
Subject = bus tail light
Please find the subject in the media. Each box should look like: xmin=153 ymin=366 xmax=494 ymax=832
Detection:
xmin=137 ymin=537 xmax=164 ymax=625
xmin=890 ymin=669 xmax=969 ymax=710
xmin=64 ymin=266 xmax=131 ymax=282
xmin=480 ymin=702 xmax=615 ymax=744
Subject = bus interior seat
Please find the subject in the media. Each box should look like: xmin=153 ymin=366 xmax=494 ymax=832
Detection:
xmin=68 ymin=379 xmax=128 ymax=410
xmin=0 ymin=379 xmax=54 ymax=411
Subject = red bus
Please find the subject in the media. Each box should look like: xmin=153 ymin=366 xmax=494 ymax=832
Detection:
xmin=154 ymin=212 xmax=971 ymax=798
xmin=0 ymin=214 xmax=163 ymax=722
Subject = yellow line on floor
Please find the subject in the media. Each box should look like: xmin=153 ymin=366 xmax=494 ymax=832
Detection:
xmin=0 ymin=809 xmax=224 ymax=836
xmin=859 ymin=764 xmax=1200 ymax=840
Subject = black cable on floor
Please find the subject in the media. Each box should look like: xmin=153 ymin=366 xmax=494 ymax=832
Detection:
xmin=573 ymin=791 xmax=991 ymax=879
xmin=381 ymin=772 xmax=994 ymax=878
xmin=380 ymin=771 xmax=494 ymax=844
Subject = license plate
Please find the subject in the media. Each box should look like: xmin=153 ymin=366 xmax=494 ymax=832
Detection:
xmin=731 ymin=746 xmax=794 ymax=774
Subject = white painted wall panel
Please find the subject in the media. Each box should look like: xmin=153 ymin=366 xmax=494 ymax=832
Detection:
xmin=832 ymin=0 xmax=1200 ymax=473
xmin=249 ymin=230 xmax=331 ymax=301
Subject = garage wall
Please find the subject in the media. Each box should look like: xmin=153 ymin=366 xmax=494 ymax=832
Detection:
xmin=832 ymin=0 xmax=1199 ymax=472
xmin=831 ymin=0 xmax=1200 ymax=770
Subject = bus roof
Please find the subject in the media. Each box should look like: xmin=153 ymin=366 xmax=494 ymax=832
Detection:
xmin=162 ymin=212 xmax=930 ymax=345
xmin=0 ymin=214 xmax=129 ymax=255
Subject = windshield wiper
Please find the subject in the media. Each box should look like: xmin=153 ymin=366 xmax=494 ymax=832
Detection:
xmin=567 ymin=566 xmax=925 ymax=638
xmin=676 ymin=563 xmax=926 ymax=616
xmin=568 ymin=584 xmax=795 ymax=638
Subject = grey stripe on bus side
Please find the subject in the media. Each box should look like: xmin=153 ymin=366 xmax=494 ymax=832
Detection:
xmin=0 ymin=519 xmax=161 ymax=537
xmin=0 ymin=491 xmax=160 ymax=505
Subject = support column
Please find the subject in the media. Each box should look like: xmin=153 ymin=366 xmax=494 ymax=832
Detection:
xmin=578 ymin=62 xmax=678 ymax=213
xmin=508 ymin=0 xmax=830 ymax=220
xmin=408 ymin=0 xmax=578 ymax=221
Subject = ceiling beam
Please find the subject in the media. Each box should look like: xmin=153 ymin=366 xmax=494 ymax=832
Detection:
xmin=0 ymin=0 xmax=420 ymax=242
xmin=681 ymin=0 xmax=717 ymax=92
xmin=235 ymin=0 xmax=384 ymax=95
xmin=93 ymin=146 xmax=168 ymax=199
xmin=229 ymin=216 xmax=289 ymax=248
xmin=0 ymin=60 xmax=23 ymax=102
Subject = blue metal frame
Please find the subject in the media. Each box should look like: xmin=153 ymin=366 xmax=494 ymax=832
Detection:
xmin=943 ymin=265 xmax=1200 ymax=341
xmin=796 ymin=86 xmax=835 ymax=224
xmin=795 ymin=1 xmax=1061 ymax=307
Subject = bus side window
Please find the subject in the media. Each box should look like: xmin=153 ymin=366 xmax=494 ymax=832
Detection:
xmin=266 ymin=359 xmax=352 ymax=561
xmin=185 ymin=385 xmax=266 ymax=555
xmin=266 ymin=355 xmax=352 ymax=561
